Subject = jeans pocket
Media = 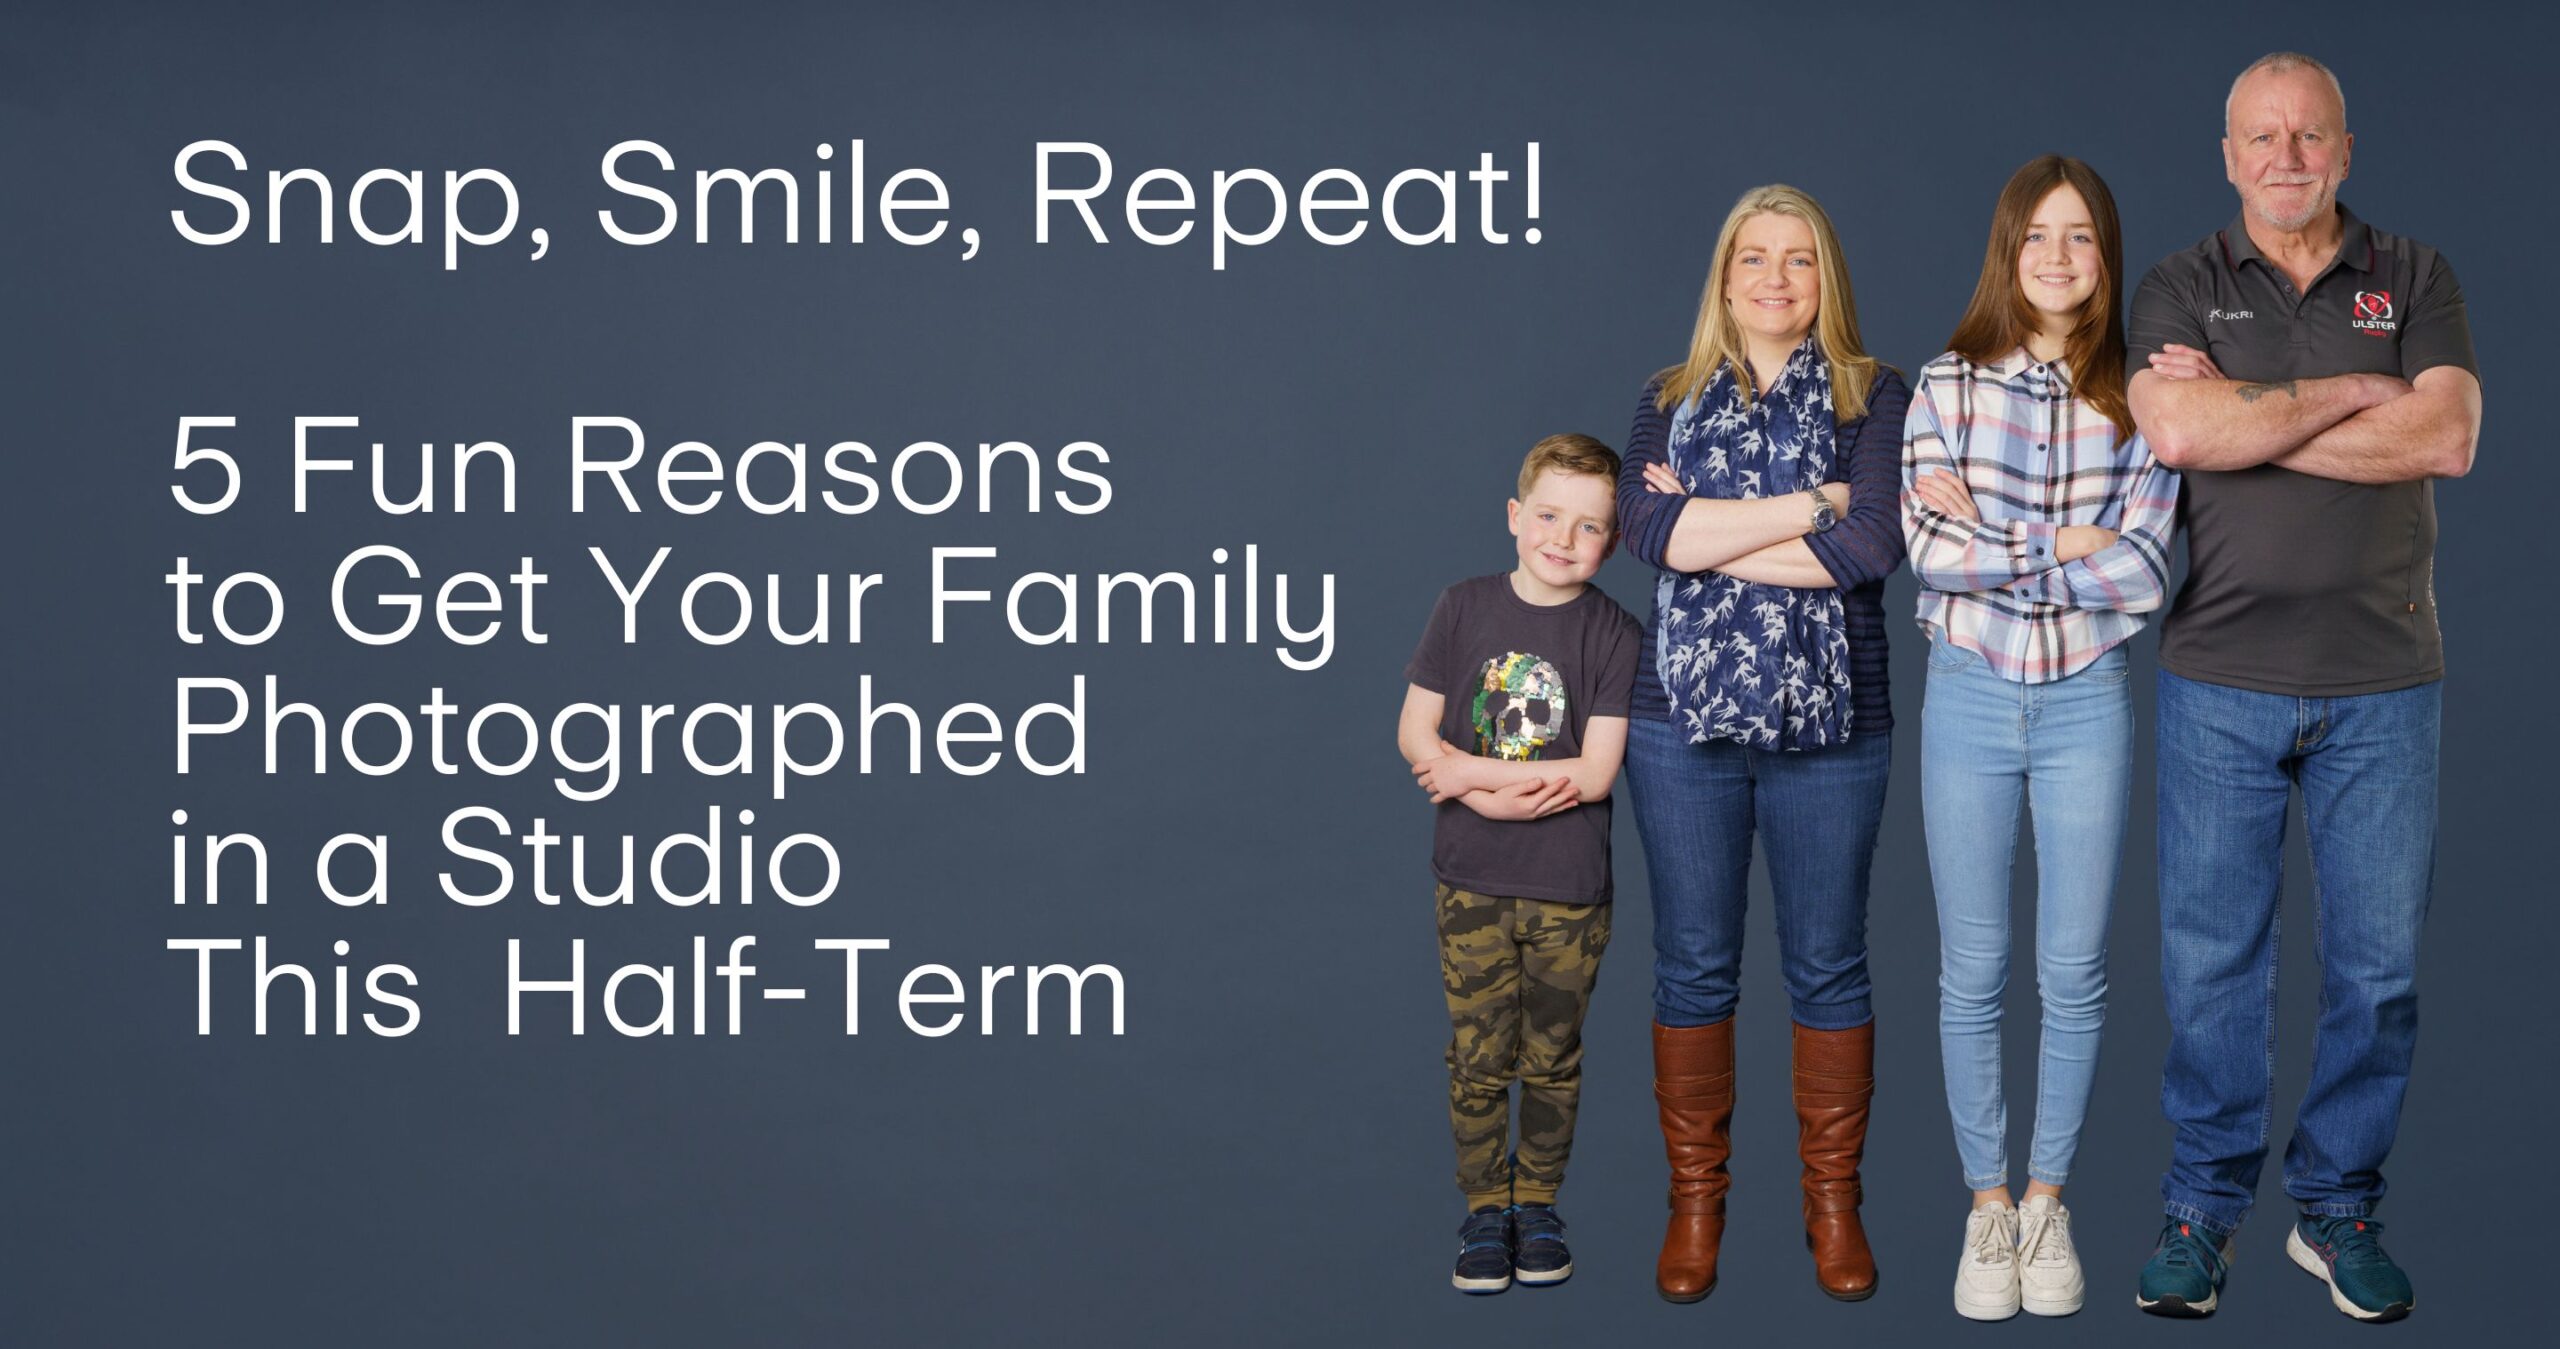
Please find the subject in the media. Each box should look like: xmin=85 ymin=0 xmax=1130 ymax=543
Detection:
xmin=2080 ymin=645 xmax=2132 ymax=685
xmin=1927 ymin=637 xmax=1977 ymax=674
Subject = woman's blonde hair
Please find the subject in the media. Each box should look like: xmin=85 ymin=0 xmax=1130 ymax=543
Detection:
xmin=1655 ymin=184 xmax=1878 ymax=420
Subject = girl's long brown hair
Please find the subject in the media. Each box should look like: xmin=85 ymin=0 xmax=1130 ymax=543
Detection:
xmin=1944 ymin=156 xmax=2132 ymax=438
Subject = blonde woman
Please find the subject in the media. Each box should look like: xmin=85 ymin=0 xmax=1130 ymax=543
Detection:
xmin=1616 ymin=184 xmax=1909 ymax=1304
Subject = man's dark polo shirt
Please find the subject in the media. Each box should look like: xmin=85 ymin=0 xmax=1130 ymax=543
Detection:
xmin=2127 ymin=203 xmax=2477 ymax=697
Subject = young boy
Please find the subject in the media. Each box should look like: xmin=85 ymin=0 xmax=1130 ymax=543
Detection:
xmin=1399 ymin=433 xmax=1642 ymax=1294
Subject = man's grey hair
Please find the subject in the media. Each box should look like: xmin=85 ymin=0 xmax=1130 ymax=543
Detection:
xmin=2226 ymin=52 xmax=2348 ymax=134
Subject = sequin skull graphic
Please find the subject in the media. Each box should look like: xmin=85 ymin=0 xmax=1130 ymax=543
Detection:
xmin=1471 ymin=652 xmax=1569 ymax=761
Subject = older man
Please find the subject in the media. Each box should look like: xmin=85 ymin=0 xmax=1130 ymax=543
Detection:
xmin=2124 ymin=52 xmax=2481 ymax=1323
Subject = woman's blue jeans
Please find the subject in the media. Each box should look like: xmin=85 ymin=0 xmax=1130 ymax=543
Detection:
xmin=1625 ymin=712 xmax=1890 ymax=1031
xmin=1921 ymin=636 xmax=2130 ymax=1191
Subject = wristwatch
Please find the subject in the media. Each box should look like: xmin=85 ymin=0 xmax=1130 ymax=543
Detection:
xmin=1807 ymin=490 xmax=1839 ymax=535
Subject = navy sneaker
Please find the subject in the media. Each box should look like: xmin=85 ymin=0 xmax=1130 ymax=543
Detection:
xmin=2136 ymin=1218 xmax=2234 ymax=1317
xmin=2287 ymin=1214 xmax=2414 ymax=1322
xmin=1510 ymin=1203 xmax=1573 ymax=1286
xmin=1452 ymin=1206 xmax=1513 ymax=1294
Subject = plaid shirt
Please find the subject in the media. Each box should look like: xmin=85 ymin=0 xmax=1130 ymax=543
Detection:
xmin=1900 ymin=349 xmax=2180 ymax=683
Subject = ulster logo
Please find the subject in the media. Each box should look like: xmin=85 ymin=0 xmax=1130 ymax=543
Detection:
xmin=2350 ymin=290 xmax=2397 ymax=335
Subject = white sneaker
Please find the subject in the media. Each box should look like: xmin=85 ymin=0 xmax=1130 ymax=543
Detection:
xmin=1953 ymin=1201 xmax=2021 ymax=1320
xmin=2016 ymin=1194 xmax=2086 ymax=1316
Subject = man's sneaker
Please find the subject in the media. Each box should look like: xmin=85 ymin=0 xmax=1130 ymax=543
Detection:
xmin=2016 ymin=1194 xmax=2085 ymax=1317
xmin=2136 ymin=1218 xmax=2235 ymax=1317
xmin=1952 ymin=1200 xmax=2020 ymax=1320
xmin=1451 ymin=1206 xmax=1513 ymax=1294
xmin=1510 ymin=1203 xmax=1573 ymax=1286
xmin=2287 ymin=1214 xmax=2414 ymax=1323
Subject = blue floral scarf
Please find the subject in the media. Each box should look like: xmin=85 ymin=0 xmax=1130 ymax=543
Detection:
xmin=1655 ymin=340 xmax=1855 ymax=750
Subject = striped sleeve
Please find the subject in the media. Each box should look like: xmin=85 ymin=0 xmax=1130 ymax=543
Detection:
xmin=1616 ymin=377 xmax=1683 ymax=572
xmin=1804 ymin=368 xmax=1911 ymax=588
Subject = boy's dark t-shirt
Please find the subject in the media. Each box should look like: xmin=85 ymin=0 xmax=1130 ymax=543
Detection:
xmin=1404 ymin=573 xmax=1642 ymax=904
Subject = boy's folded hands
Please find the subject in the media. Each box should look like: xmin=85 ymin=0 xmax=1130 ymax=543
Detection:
xmin=1413 ymin=750 xmax=1581 ymax=819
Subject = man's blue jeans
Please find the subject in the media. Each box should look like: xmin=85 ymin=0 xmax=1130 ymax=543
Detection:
xmin=1625 ymin=713 xmax=1890 ymax=1030
xmin=2155 ymin=669 xmax=2440 ymax=1237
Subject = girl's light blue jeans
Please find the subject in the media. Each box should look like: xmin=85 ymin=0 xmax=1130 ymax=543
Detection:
xmin=1921 ymin=635 xmax=2130 ymax=1191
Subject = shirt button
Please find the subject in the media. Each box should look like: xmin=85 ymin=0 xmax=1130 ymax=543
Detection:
xmin=2037 ymin=443 xmax=2047 ymax=452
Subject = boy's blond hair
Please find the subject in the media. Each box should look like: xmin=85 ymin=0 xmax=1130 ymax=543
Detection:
xmin=1516 ymin=433 xmax=1621 ymax=505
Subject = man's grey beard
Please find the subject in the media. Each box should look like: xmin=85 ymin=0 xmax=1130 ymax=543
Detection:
xmin=2248 ymin=186 xmax=2335 ymax=233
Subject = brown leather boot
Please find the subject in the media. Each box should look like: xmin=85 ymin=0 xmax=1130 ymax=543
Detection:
xmin=1652 ymin=1019 xmax=1735 ymax=1303
xmin=1792 ymin=1020 xmax=1877 ymax=1301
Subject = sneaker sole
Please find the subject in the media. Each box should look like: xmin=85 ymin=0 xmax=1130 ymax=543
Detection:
xmin=1513 ymin=1263 xmax=1572 ymax=1287
xmin=2021 ymin=1284 xmax=2084 ymax=1317
xmin=2135 ymin=1291 xmax=2216 ymax=1318
xmin=1953 ymin=1286 xmax=2020 ymax=1322
xmin=2285 ymin=1227 xmax=2412 ymax=1323
xmin=1451 ymin=1273 xmax=1511 ymax=1295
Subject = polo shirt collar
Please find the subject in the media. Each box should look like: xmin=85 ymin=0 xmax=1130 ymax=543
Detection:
xmin=2220 ymin=202 xmax=2379 ymax=278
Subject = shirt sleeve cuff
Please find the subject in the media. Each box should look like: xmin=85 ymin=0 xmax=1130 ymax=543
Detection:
xmin=2015 ymin=521 xmax=2063 ymax=572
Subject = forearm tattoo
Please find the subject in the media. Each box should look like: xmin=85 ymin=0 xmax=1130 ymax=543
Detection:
xmin=2235 ymin=379 xmax=2299 ymax=403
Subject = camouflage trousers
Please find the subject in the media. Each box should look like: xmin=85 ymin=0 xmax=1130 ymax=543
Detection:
xmin=1437 ymin=883 xmax=1613 ymax=1209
